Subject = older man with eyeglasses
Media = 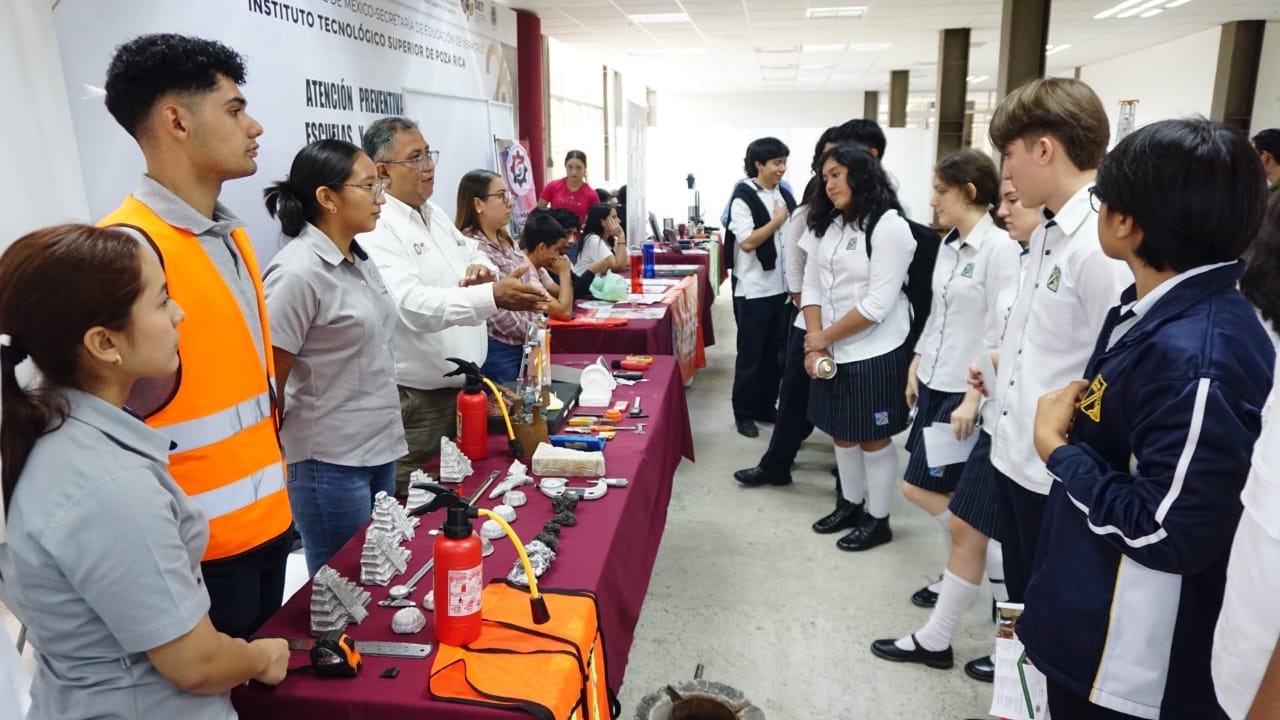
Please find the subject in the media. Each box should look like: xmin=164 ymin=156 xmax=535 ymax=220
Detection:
xmin=358 ymin=117 xmax=546 ymax=496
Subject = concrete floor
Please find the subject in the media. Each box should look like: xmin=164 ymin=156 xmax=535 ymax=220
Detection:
xmin=613 ymin=291 xmax=998 ymax=719
xmin=0 ymin=288 xmax=999 ymax=719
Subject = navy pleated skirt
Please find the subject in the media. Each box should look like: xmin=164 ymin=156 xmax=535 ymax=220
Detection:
xmin=807 ymin=343 xmax=911 ymax=443
xmin=948 ymin=429 xmax=1000 ymax=538
xmin=903 ymin=382 xmax=968 ymax=492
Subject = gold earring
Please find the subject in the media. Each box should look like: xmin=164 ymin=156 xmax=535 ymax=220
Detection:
xmin=113 ymin=355 xmax=123 ymax=366
xmin=330 ymin=206 xmax=338 ymax=214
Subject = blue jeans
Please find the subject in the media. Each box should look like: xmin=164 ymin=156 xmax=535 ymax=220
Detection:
xmin=287 ymin=459 xmax=396 ymax=576
xmin=482 ymin=336 xmax=524 ymax=384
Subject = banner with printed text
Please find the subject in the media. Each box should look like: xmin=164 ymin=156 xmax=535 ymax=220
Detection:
xmin=53 ymin=0 xmax=518 ymax=261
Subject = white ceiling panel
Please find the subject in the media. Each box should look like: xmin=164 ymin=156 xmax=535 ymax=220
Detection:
xmin=503 ymin=0 xmax=1280 ymax=93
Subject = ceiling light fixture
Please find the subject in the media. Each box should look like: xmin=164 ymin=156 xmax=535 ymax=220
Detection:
xmin=756 ymin=45 xmax=801 ymax=54
xmin=1140 ymin=8 xmax=1163 ymax=16
xmin=1044 ymin=43 xmax=1072 ymax=56
xmin=966 ymin=74 xmax=990 ymax=83
xmin=802 ymin=43 xmax=848 ymax=53
xmin=1094 ymin=0 xmax=1144 ymax=19
xmin=626 ymin=47 xmax=709 ymax=56
xmin=1164 ymin=0 xmax=1191 ymax=6
xmin=806 ymin=6 xmax=868 ymax=19
xmin=847 ymin=42 xmax=892 ymax=52
xmin=627 ymin=12 xmax=690 ymax=25
xmin=1117 ymin=0 xmax=1165 ymax=18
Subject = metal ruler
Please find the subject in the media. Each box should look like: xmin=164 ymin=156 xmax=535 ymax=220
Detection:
xmin=286 ymin=637 xmax=433 ymax=658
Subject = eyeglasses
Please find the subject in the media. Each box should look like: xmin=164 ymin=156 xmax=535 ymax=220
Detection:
xmin=1087 ymin=186 xmax=1104 ymax=213
xmin=485 ymin=190 xmax=513 ymax=203
xmin=382 ymin=150 xmax=440 ymax=171
xmin=343 ymin=178 xmax=390 ymax=201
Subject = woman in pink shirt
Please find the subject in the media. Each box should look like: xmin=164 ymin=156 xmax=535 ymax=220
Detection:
xmin=538 ymin=150 xmax=596 ymax=225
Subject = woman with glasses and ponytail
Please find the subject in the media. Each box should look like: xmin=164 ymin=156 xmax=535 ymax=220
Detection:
xmin=0 ymin=225 xmax=290 ymax=719
xmin=262 ymin=139 xmax=406 ymax=575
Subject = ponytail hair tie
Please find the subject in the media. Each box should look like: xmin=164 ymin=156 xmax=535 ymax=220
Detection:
xmin=0 ymin=333 xmax=28 ymax=365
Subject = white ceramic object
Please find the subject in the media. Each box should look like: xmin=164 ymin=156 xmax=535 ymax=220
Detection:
xmin=577 ymin=362 xmax=615 ymax=408
xmin=438 ymin=436 xmax=473 ymax=484
xmin=423 ymin=589 xmax=435 ymax=612
xmin=391 ymin=606 xmax=427 ymax=634
xmin=503 ymin=490 xmax=527 ymax=508
xmin=480 ymin=519 xmax=506 ymax=540
xmin=494 ymin=504 xmax=517 ymax=523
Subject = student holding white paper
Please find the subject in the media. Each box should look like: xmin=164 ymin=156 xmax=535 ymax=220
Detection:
xmin=872 ymin=175 xmax=1035 ymax=676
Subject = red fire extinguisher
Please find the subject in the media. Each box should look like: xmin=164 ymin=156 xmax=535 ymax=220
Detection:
xmin=445 ymin=358 xmax=488 ymax=461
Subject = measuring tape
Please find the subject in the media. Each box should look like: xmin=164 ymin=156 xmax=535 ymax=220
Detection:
xmin=286 ymin=637 xmax=433 ymax=658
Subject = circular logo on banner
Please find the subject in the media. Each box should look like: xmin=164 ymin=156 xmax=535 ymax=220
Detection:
xmin=507 ymin=146 xmax=534 ymax=196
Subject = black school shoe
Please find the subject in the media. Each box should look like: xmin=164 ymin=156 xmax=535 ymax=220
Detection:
xmin=733 ymin=465 xmax=793 ymax=487
xmin=836 ymin=515 xmax=893 ymax=551
xmin=911 ymin=583 xmax=940 ymax=608
xmin=812 ymin=500 xmax=864 ymax=534
xmin=870 ymin=634 xmax=954 ymax=669
xmin=736 ymin=420 xmax=759 ymax=438
xmin=964 ymin=655 xmax=995 ymax=682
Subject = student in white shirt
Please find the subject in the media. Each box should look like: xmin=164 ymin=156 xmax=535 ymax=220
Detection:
xmin=872 ymin=177 xmax=1039 ymax=679
xmin=870 ymin=149 xmax=1022 ymax=669
xmin=573 ymin=203 xmax=627 ymax=276
xmin=357 ymin=118 xmax=546 ymax=495
xmin=736 ymin=122 xmax=887 ymax=489
xmin=729 ymin=137 xmax=794 ymax=438
xmin=974 ymin=78 xmax=1132 ymax=603
xmin=1214 ymin=196 xmax=1280 ymax=719
xmin=801 ymin=143 xmax=915 ymax=552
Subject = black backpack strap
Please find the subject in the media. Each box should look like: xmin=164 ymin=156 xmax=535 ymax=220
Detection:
xmin=726 ymin=181 xmax=780 ymax=272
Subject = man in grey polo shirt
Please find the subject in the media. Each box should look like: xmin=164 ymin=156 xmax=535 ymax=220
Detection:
xmin=359 ymin=117 xmax=545 ymax=496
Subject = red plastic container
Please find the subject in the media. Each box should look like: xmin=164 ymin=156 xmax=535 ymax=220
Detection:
xmin=629 ymin=251 xmax=643 ymax=293
xmin=433 ymin=508 xmax=484 ymax=646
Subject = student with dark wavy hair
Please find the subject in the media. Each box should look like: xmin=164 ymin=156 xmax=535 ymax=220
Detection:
xmin=99 ymin=33 xmax=290 ymax=638
xmin=800 ymin=143 xmax=915 ymax=552
xmin=0 ymin=225 xmax=290 ymax=719
xmin=1025 ymin=117 xmax=1274 ymax=719
xmin=261 ymin=139 xmax=405 ymax=575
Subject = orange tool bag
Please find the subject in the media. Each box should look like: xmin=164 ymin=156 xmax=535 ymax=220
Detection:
xmin=429 ymin=581 xmax=620 ymax=719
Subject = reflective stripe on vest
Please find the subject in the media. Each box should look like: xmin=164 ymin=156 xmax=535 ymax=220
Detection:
xmin=190 ymin=461 xmax=287 ymax=520
xmin=100 ymin=197 xmax=291 ymax=560
xmin=162 ymin=390 xmax=272 ymax=453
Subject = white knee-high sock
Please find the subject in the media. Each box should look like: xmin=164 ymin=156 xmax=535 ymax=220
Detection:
xmin=899 ymin=570 xmax=980 ymax=652
xmin=863 ymin=444 xmax=899 ymax=519
xmin=987 ymin=540 xmax=1009 ymax=603
xmin=835 ymin=445 xmax=866 ymax=504
xmin=934 ymin=509 xmax=954 ymax=565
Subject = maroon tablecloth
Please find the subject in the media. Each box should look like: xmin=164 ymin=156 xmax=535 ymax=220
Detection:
xmin=232 ymin=355 xmax=694 ymax=720
xmin=654 ymin=251 xmax=715 ymax=347
xmin=549 ymin=309 xmax=673 ymax=356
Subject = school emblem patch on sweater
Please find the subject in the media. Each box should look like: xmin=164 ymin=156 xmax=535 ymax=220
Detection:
xmin=1079 ymin=374 xmax=1107 ymax=423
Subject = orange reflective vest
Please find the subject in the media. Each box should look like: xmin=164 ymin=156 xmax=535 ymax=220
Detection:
xmin=100 ymin=196 xmax=291 ymax=561
xmin=430 ymin=582 xmax=618 ymax=720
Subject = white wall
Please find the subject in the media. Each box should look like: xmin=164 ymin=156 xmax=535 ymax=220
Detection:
xmin=0 ymin=0 xmax=90 ymax=251
xmin=662 ymin=91 xmax=870 ymax=132
xmin=1250 ymin=22 xmax=1280 ymax=132
xmin=1078 ymin=27 xmax=1221 ymax=144
xmin=645 ymin=90 xmax=936 ymax=232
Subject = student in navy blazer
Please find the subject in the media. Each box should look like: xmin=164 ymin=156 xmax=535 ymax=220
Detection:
xmin=1024 ymin=118 xmax=1276 ymax=720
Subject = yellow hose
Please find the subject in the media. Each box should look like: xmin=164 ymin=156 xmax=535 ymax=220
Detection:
xmin=475 ymin=508 xmax=541 ymax=601
xmin=480 ymin=377 xmax=516 ymax=441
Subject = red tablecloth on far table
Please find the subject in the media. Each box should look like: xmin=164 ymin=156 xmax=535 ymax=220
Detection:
xmin=232 ymin=355 xmax=694 ymax=720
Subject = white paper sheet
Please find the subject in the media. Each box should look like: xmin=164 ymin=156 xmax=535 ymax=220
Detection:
xmin=923 ymin=422 xmax=980 ymax=467
xmin=976 ymin=349 xmax=997 ymax=396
